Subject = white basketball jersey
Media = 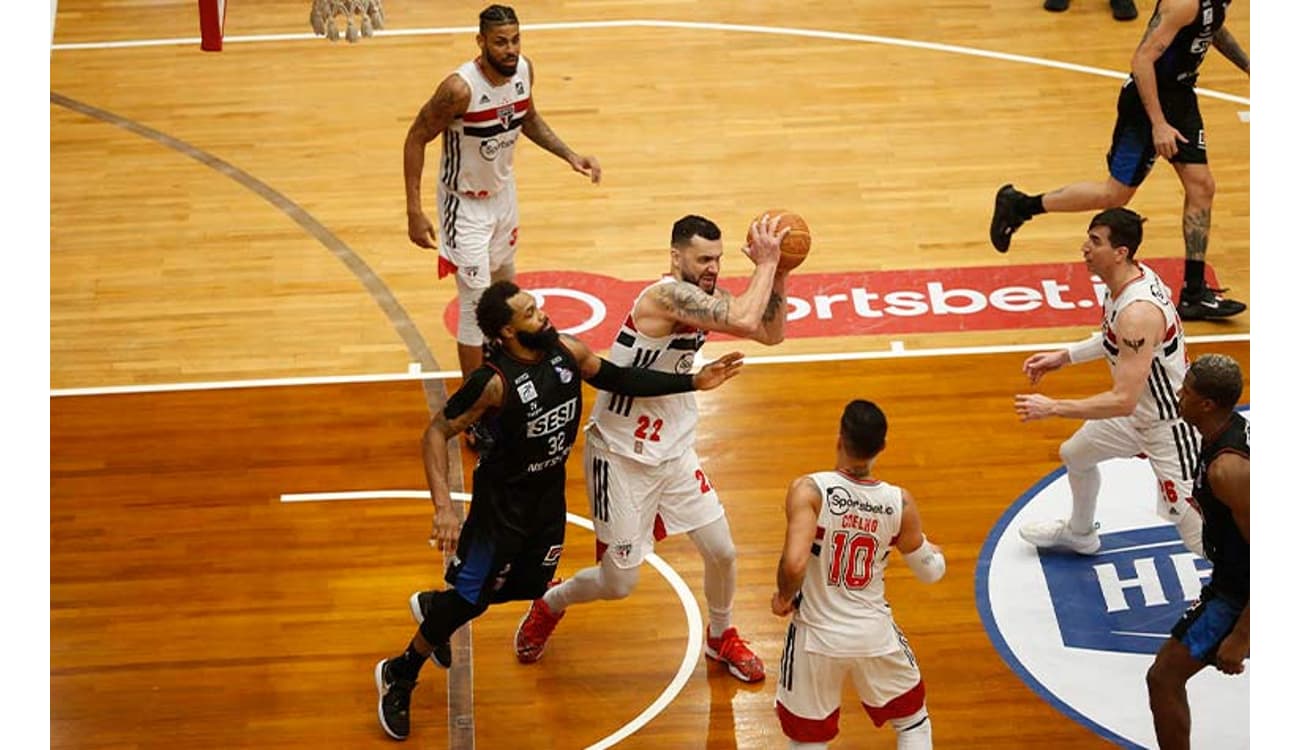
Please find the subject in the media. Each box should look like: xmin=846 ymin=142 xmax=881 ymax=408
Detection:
xmin=794 ymin=471 xmax=905 ymax=657
xmin=440 ymin=57 xmax=532 ymax=196
xmin=587 ymin=278 xmax=708 ymax=465
xmin=1100 ymin=264 xmax=1188 ymax=425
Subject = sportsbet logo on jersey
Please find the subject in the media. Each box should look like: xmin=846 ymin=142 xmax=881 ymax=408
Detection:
xmin=977 ymin=409 xmax=1250 ymax=749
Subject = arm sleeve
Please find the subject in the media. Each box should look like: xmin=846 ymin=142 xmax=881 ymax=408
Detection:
xmin=444 ymin=367 xmax=497 ymax=420
xmin=1067 ymin=334 xmax=1106 ymax=365
xmin=585 ymin=358 xmax=696 ymax=396
xmin=902 ymin=537 xmax=946 ymax=584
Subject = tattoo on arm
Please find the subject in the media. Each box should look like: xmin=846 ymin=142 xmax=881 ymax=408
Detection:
xmin=1139 ymin=9 xmax=1162 ymax=47
xmin=654 ymin=283 xmax=730 ymax=325
xmin=762 ymin=291 xmax=784 ymax=323
xmin=1183 ymin=207 xmax=1211 ymax=262
xmin=1122 ymin=337 xmax=1147 ymax=353
xmin=522 ymin=112 xmax=572 ymax=159
xmin=1213 ymin=28 xmax=1251 ymax=72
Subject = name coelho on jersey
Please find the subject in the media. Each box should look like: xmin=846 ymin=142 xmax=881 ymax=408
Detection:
xmin=443 ymin=259 xmax=1224 ymax=342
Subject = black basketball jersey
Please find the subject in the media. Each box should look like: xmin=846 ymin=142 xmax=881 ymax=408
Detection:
xmin=1152 ymin=0 xmax=1230 ymax=87
xmin=1193 ymin=411 xmax=1249 ymax=602
xmin=473 ymin=342 xmax=583 ymax=533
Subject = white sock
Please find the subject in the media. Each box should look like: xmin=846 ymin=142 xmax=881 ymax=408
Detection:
xmin=1065 ymin=465 xmax=1101 ymax=535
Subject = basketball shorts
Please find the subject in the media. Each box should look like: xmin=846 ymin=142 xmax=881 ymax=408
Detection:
xmin=584 ymin=431 xmax=724 ymax=569
xmin=1067 ymin=416 xmax=1200 ymax=523
xmin=1171 ymin=586 xmax=1246 ymax=664
xmin=1108 ymin=78 xmax=1206 ymax=187
xmin=444 ymin=496 xmax=565 ymax=607
xmin=434 ymin=180 xmax=519 ymax=287
xmin=775 ymin=620 xmax=926 ymax=743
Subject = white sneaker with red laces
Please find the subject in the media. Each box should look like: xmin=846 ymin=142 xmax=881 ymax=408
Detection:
xmin=705 ymin=627 xmax=765 ymax=683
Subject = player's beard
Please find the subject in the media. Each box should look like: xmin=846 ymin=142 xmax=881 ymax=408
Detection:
xmin=682 ymin=269 xmax=717 ymax=295
xmin=517 ymin=323 xmax=559 ymax=352
xmin=484 ymin=50 xmax=518 ymax=77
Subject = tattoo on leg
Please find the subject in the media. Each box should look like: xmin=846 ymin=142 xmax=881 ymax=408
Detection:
xmin=1183 ymin=207 xmax=1211 ymax=262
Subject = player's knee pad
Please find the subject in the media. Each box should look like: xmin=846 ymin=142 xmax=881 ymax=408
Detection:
xmin=597 ymin=557 xmax=640 ymax=600
xmin=456 ymin=278 xmax=489 ymax=346
xmin=418 ymin=589 xmax=489 ymax=645
xmin=889 ymin=707 xmax=932 ymax=749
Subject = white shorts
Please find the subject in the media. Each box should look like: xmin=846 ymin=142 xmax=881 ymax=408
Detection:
xmin=584 ymin=430 xmax=724 ymax=569
xmin=1068 ymin=417 xmax=1200 ymax=521
xmin=775 ymin=620 xmax=926 ymax=743
xmin=435 ymin=180 xmax=519 ymax=288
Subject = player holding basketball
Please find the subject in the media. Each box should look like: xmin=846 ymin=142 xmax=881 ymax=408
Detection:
xmin=1147 ymin=353 xmax=1248 ymax=750
xmin=513 ymin=213 xmax=791 ymax=683
xmin=375 ymin=280 xmax=746 ymax=741
xmin=771 ymin=399 xmax=944 ymax=750
xmin=1014 ymin=208 xmax=1204 ymax=558
xmin=403 ymin=4 xmax=602 ymax=381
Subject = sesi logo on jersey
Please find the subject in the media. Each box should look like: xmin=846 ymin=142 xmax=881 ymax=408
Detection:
xmin=977 ymin=409 xmax=1249 ymax=749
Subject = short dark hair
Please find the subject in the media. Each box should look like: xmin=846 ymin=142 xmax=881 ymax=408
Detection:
xmin=475 ymin=280 xmax=521 ymax=341
xmin=1187 ymin=354 xmax=1244 ymax=409
xmin=840 ymin=400 xmax=887 ymax=459
xmin=671 ymin=215 xmax=722 ymax=249
xmin=479 ymin=4 xmax=518 ymax=34
xmin=1089 ymin=207 xmax=1145 ymax=258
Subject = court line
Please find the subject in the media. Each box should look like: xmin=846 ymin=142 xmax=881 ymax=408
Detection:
xmin=50 ymin=333 xmax=1251 ymax=397
xmin=279 ymin=490 xmax=702 ymax=750
xmin=49 ymin=19 xmax=1250 ymax=106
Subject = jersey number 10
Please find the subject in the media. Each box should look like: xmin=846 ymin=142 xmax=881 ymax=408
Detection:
xmin=826 ymin=530 xmax=879 ymax=590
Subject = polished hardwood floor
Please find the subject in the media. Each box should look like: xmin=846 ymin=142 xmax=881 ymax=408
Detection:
xmin=50 ymin=1 xmax=1252 ymax=747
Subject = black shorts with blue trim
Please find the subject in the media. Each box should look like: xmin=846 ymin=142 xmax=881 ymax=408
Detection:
xmin=1170 ymin=586 xmax=1245 ymax=664
xmin=1107 ymin=79 xmax=1207 ymax=188
xmin=443 ymin=484 xmax=566 ymax=607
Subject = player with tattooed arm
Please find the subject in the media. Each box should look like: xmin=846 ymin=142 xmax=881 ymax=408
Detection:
xmin=1013 ymin=208 xmax=1204 ymax=558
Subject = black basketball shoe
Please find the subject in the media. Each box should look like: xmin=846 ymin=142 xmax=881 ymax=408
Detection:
xmin=990 ymin=184 xmax=1031 ymax=253
xmin=375 ymin=658 xmax=417 ymax=740
xmin=408 ymin=590 xmax=453 ymax=669
xmin=1178 ymin=287 xmax=1247 ymax=321
xmin=1111 ymin=0 xmax=1139 ymax=21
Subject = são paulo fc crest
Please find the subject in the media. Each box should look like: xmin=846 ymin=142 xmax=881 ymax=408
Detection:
xmin=977 ymin=409 xmax=1249 ymax=749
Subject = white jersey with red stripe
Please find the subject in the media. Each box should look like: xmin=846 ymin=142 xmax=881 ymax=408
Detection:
xmin=1100 ymin=264 xmax=1188 ymax=426
xmin=587 ymin=278 xmax=708 ymax=465
xmin=794 ymin=470 xmax=905 ymax=657
xmin=440 ymin=57 xmax=532 ymax=196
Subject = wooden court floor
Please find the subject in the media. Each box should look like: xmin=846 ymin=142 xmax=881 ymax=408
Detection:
xmin=50 ymin=1 xmax=1253 ymax=747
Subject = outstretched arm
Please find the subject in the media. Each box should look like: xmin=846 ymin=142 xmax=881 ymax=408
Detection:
xmin=520 ymin=58 xmax=601 ymax=183
xmin=773 ymin=476 xmax=822 ymax=615
xmin=404 ymin=74 xmax=471 ymax=248
xmin=422 ymin=368 xmax=502 ymax=554
xmin=562 ymin=334 xmax=744 ymax=394
xmin=1015 ymin=302 xmax=1164 ymax=421
xmin=1212 ymin=26 xmax=1250 ymax=74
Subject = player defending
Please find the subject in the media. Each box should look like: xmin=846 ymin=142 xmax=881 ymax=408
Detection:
xmin=513 ymin=213 xmax=791 ymax=683
xmin=403 ymin=4 xmax=602 ymax=380
xmin=375 ymin=281 xmax=743 ymax=741
xmin=1147 ymin=353 xmax=1248 ymax=750
xmin=772 ymin=400 xmax=944 ymax=749
xmin=1014 ymin=208 xmax=1203 ymax=557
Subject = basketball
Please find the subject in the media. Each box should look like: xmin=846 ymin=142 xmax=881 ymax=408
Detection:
xmin=748 ymin=210 xmax=812 ymax=271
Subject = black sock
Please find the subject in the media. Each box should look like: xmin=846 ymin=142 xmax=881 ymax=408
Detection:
xmin=389 ymin=640 xmax=429 ymax=682
xmin=1183 ymin=260 xmax=1206 ymax=292
xmin=1023 ymin=194 xmax=1046 ymax=217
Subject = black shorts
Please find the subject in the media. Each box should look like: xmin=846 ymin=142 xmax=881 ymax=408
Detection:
xmin=443 ymin=490 xmax=566 ymax=606
xmin=1169 ymin=586 xmax=1246 ymax=664
xmin=1107 ymin=79 xmax=1207 ymax=187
